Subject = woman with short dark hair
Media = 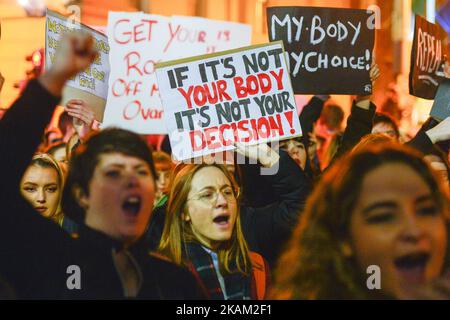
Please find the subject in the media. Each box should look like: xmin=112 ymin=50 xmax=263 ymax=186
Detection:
xmin=0 ymin=32 xmax=202 ymax=299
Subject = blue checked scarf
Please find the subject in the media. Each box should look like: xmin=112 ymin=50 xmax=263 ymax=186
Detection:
xmin=184 ymin=242 xmax=252 ymax=300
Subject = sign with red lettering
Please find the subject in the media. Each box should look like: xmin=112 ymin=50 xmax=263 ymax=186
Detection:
xmin=409 ymin=15 xmax=449 ymax=100
xmin=156 ymin=42 xmax=302 ymax=161
xmin=102 ymin=12 xmax=251 ymax=134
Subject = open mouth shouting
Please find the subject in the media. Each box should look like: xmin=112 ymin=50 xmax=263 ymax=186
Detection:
xmin=394 ymin=251 xmax=430 ymax=284
xmin=122 ymin=195 xmax=142 ymax=218
xmin=212 ymin=213 xmax=231 ymax=230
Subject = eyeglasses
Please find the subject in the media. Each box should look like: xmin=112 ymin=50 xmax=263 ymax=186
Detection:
xmin=187 ymin=186 xmax=238 ymax=206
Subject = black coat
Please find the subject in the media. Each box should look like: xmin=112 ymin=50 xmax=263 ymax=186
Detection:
xmin=0 ymin=80 xmax=202 ymax=299
xmin=238 ymin=97 xmax=323 ymax=208
xmin=332 ymin=100 xmax=377 ymax=163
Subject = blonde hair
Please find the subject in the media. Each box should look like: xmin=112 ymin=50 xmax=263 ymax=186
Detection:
xmin=158 ymin=163 xmax=252 ymax=275
xmin=26 ymin=153 xmax=65 ymax=224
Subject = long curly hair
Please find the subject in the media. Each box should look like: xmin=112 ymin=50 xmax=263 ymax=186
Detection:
xmin=271 ymin=143 xmax=450 ymax=299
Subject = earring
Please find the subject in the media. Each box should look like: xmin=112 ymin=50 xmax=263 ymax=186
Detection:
xmin=181 ymin=211 xmax=190 ymax=222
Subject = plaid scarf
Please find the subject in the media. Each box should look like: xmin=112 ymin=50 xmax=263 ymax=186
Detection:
xmin=184 ymin=242 xmax=252 ymax=300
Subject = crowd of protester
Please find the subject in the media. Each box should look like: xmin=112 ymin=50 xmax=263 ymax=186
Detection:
xmin=0 ymin=31 xmax=449 ymax=300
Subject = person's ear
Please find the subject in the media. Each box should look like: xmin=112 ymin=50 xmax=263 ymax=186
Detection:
xmin=340 ymin=241 xmax=353 ymax=258
xmin=73 ymin=185 xmax=89 ymax=210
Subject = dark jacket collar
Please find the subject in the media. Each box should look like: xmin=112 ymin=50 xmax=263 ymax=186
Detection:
xmin=76 ymin=223 xmax=150 ymax=258
xmin=77 ymin=223 xmax=125 ymax=251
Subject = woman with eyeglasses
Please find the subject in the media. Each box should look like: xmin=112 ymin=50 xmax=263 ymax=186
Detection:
xmin=158 ymin=143 xmax=312 ymax=299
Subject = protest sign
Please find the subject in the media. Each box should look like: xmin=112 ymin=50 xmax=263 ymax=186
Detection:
xmin=409 ymin=15 xmax=449 ymax=100
xmin=267 ymin=6 xmax=375 ymax=95
xmin=430 ymin=79 xmax=450 ymax=121
xmin=156 ymin=42 xmax=302 ymax=161
xmin=102 ymin=12 xmax=251 ymax=134
xmin=168 ymin=16 xmax=252 ymax=56
xmin=45 ymin=10 xmax=110 ymax=121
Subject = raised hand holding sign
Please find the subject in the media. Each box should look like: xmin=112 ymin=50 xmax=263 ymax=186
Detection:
xmin=40 ymin=32 xmax=98 ymax=97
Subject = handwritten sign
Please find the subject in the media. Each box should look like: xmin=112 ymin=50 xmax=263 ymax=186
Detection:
xmin=156 ymin=42 xmax=302 ymax=161
xmin=409 ymin=15 xmax=449 ymax=100
xmin=45 ymin=10 xmax=110 ymax=121
xmin=102 ymin=12 xmax=251 ymax=134
xmin=267 ymin=6 xmax=375 ymax=95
